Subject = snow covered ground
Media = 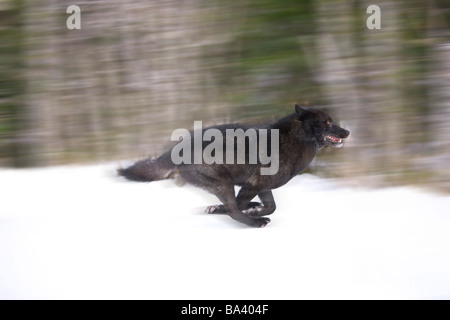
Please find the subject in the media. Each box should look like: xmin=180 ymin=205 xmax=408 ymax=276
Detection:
xmin=1 ymin=163 xmax=450 ymax=299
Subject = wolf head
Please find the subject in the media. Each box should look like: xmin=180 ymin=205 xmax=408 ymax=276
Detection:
xmin=295 ymin=104 xmax=350 ymax=149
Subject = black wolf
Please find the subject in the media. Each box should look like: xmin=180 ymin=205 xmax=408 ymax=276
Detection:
xmin=119 ymin=105 xmax=350 ymax=227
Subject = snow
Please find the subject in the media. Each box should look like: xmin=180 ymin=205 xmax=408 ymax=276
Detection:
xmin=1 ymin=163 xmax=450 ymax=299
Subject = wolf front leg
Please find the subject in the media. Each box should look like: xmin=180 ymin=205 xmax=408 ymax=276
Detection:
xmin=206 ymin=186 xmax=261 ymax=214
xmin=214 ymin=186 xmax=270 ymax=228
xmin=245 ymin=189 xmax=276 ymax=217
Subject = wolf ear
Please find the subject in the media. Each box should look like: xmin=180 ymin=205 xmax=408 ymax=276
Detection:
xmin=295 ymin=104 xmax=306 ymax=117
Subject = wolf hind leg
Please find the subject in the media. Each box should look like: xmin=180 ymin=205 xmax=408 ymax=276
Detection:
xmin=179 ymin=167 xmax=269 ymax=227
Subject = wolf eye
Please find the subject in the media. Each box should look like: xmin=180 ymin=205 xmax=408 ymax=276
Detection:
xmin=325 ymin=121 xmax=331 ymax=126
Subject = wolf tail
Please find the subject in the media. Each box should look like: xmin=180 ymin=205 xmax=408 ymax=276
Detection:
xmin=118 ymin=151 xmax=176 ymax=182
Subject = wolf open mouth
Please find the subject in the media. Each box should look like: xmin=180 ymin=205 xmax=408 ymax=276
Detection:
xmin=325 ymin=135 xmax=343 ymax=145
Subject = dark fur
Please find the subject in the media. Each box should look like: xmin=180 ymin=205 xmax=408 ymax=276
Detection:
xmin=119 ymin=105 xmax=350 ymax=227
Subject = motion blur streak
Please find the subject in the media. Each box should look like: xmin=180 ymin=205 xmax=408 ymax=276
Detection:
xmin=1 ymin=0 xmax=450 ymax=190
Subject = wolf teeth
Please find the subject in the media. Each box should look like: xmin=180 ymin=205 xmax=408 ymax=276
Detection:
xmin=326 ymin=135 xmax=342 ymax=143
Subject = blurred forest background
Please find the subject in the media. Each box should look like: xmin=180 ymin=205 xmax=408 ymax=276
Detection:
xmin=1 ymin=0 xmax=450 ymax=190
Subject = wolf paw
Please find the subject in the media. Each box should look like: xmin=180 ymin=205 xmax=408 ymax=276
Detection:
xmin=205 ymin=205 xmax=225 ymax=214
xmin=254 ymin=217 xmax=271 ymax=228
xmin=243 ymin=206 xmax=264 ymax=215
